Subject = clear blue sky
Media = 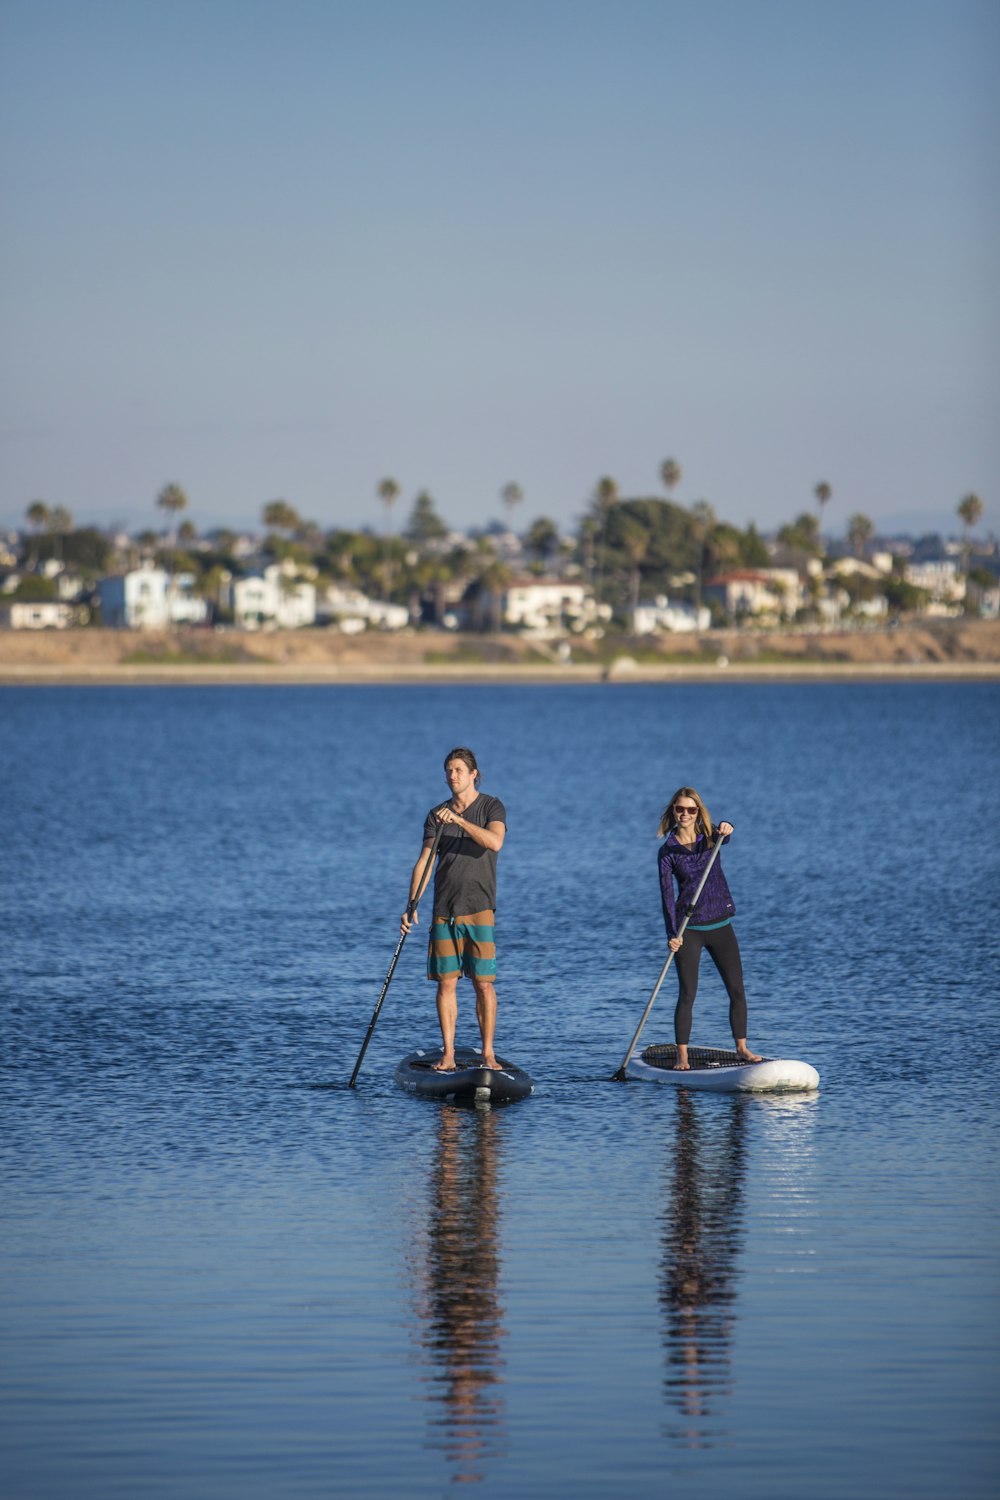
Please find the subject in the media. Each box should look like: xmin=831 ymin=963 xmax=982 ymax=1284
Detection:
xmin=1 ymin=0 xmax=997 ymax=539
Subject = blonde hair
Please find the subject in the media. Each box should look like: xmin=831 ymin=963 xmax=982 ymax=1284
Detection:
xmin=657 ymin=785 xmax=713 ymax=840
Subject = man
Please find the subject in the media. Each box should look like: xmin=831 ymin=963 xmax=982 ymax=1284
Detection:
xmin=401 ymin=747 xmax=506 ymax=1071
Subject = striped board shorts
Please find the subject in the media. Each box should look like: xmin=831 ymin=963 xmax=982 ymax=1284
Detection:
xmin=427 ymin=911 xmax=497 ymax=982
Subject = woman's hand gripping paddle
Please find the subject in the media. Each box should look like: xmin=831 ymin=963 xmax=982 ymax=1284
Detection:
xmin=611 ymin=830 xmax=726 ymax=1081
xmin=348 ymin=817 xmax=445 ymax=1088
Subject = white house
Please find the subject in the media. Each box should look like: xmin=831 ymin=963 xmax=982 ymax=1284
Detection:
xmin=319 ymin=583 xmax=408 ymax=631
xmin=99 ymin=566 xmax=208 ymax=628
xmin=704 ymin=568 xmax=803 ymax=621
xmin=0 ymin=600 xmax=75 ymax=630
xmin=631 ymin=596 xmax=710 ymax=634
xmin=904 ymin=557 xmax=965 ymax=606
xmin=489 ymin=577 xmax=599 ymax=632
xmin=230 ymin=564 xmax=316 ymax=629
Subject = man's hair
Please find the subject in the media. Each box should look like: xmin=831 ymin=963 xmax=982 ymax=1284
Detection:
xmin=444 ymin=746 xmax=480 ymax=782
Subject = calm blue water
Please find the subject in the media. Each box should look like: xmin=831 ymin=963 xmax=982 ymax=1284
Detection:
xmin=2 ymin=683 xmax=998 ymax=1498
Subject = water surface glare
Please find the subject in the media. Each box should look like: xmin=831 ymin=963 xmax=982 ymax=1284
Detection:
xmin=2 ymin=683 xmax=998 ymax=1497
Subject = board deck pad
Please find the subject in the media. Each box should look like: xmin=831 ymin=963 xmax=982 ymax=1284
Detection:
xmin=628 ymin=1042 xmax=820 ymax=1092
xmin=643 ymin=1044 xmax=759 ymax=1070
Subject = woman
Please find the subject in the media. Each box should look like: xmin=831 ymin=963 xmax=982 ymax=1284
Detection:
xmin=658 ymin=786 xmax=761 ymax=1071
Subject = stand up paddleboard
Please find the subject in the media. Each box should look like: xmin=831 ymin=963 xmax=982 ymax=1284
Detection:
xmin=627 ymin=1043 xmax=819 ymax=1093
xmin=394 ymin=1046 xmax=534 ymax=1106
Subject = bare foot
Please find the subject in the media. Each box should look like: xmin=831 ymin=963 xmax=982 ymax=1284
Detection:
xmin=432 ymin=1057 xmax=456 ymax=1072
xmin=736 ymin=1046 xmax=762 ymax=1063
xmin=673 ymin=1062 xmax=691 ymax=1071
xmin=481 ymin=1055 xmax=499 ymax=1070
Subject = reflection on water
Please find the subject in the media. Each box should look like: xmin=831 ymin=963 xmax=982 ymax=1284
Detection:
xmin=410 ymin=1107 xmax=507 ymax=1484
xmin=659 ymin=1091 xmax=748 ymax=1447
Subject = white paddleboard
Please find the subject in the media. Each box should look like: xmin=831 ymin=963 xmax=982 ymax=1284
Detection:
xmin=627 ymin=1043 xmax=819 ymax=1093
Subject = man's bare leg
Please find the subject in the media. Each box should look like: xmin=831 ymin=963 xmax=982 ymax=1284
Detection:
xmin=433 ymin=978 xmax=458 ymax=1069
xmin=473 ymin=978 xmax=498 ymax=1068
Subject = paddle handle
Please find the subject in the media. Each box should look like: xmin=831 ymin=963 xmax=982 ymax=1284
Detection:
xmin=612 ymin=830 xmax=727 ymax=1080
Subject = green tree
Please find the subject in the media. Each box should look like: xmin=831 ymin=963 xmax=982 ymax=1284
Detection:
xmin=262 ymin=499 xmax=301 ymax=535
xmin=777 ymin=512 xmax=822 ymax=556
xmin=49 ymin=505 xmax=74 ymax=565
xmin=620 ymin=515 xmax=650 ymax=620
xmin=847 ymin=513 xmax=875 ymax=558
xmin=691 ymin=499 xmax=716 ymax=617
xmin=884 ymin=577 xmax=929 ymax=617
xmin=374 ymin=480 xmax=401 ymax=597
xmin=479 ymin=559 xmax=511 ymax=633
xmin=740 ymin=522 xmax=770 ymax=567
xmin=405 ymin=490 xmax=448 ymax=545
xmin=660 ymin=458 xmax=682 ymax=498
xmin=10 ymin=574 xmax=58 ymax=602
xmin=501 ymin=481 xmax=524 ymax=529
xmin=591 ymin=476 xmax=619 ymax=603
xmin=25 ymin=500 xmax=52 ymax=568
xmin=957 ymin=492 xmax=983 ymax=575
xmin=814 ymin=482 xmax=832 ymax=548
xmin=377 ymin=477 xmax=401 ymax=533
xmin=526 ymin=517 xmax=559 ymax=571
xmin=156 ymin=483 xmax=188 ymax=540
xmin=48 ymin=526 xmax=112 ymax=575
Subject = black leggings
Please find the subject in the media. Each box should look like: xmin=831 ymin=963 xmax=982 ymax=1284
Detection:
xmin=673 ymin=924 xmax=748 ymax=1045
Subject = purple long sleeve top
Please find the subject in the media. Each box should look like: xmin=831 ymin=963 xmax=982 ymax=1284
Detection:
xmin=658 ymin=827 xmax=736 ymax=938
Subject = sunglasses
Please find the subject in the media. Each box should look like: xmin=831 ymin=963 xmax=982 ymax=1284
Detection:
xmin=674 ymin=804 xmax=699 ymax=815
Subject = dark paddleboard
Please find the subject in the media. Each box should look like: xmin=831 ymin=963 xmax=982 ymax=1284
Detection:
xmin=394 ymin=1046 xmax=534 ymax=1105
xmin=628 ymin=1043 xmax=819 ymax=1093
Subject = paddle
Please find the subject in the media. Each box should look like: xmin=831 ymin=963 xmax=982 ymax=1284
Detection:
xmin=611 ymin=829 xmax=727 ymax=1081
xmin=348 ymin=815 xmax=445 ymax=1088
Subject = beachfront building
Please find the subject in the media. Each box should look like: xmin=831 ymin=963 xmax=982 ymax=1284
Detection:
xmin=0 ymin=600 xmax=75 ymax=630
xmin=484 ymin=576 xmax=600 ymax=633
xmin=99 ymin=565 xmax=208 ymax=628
xmin=631 ymin=596 xmax=710 ymax=634
xmin=318 ymin=583 xmax=409 ymax=632
xmin=230 ymin=564 xmax=316 ymax=629
xmin=704 ymin=568 xmax=804 ymax=623
xmin=903 ymin=557 xmax=965 ymax=612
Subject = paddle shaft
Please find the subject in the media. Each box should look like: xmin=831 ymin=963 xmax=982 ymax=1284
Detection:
xmin=348 ymin=816 xmax=445 ymax=1088
xmin=612 ymin=830 xmax=727 ymax=1081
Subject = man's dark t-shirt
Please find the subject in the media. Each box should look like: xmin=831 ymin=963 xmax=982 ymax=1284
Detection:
xmin=423 ymin=794 xmax=506 ymax=919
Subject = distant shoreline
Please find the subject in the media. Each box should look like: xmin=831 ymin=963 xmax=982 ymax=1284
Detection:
xmin=2 ymin=661 xmax=998 ymax=686
xmin=2 ymin=620 xmax=998 ymax=686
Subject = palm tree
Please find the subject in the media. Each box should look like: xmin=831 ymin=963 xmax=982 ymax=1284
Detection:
xmin=660 ymin=458 xmax=682 ymax=498
xmin=691 ymin=499 xmax=716 ymax=618
xmin=377 ymin=477 xmax=400 ymax=534
xmin=156 ymin=483 xmax=188 ymax=543
xmin=480 ymin=559 xmax=511 ymax=633
xmin=526 ymin=517 xmax=559 ymax=572
xmin=262 ymin=499 xmax=301 ymax=536
xmin=814 ymin=482 xmax=832 ymax=547
xmin=49 ymin=505 xmax=74 ymax=566
xmin=957 ymin=492 xmax=983 ymax=575
xmin=592 ymin=475 xmax=619 ymax=605
xmin=25 ymin=500 xmax=52 ymax=569
xmin=501 ymin=482 xmax=524 ymax=530
xmin=847 ymin=513 xmax=875 ymax=559
xmin=620 ymin=516 xmax=649 ymax=623
xmin=374 ymin=477 xmax=401 ymax=600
